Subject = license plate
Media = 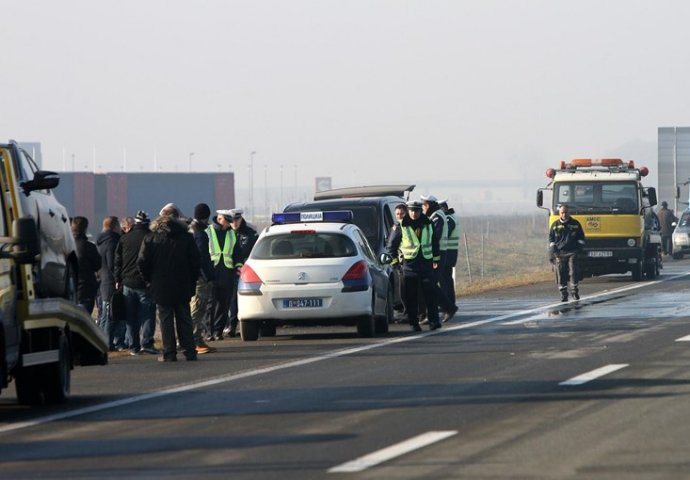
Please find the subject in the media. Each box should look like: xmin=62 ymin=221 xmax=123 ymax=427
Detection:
xmin=588 ymin=251 xmax=613 ymax=258
xmin=283 ymin=298 xmax=323 ymax=308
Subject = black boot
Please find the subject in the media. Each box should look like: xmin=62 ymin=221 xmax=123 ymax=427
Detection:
xmin=572 ymin=288 xmax=579 ymax=300
xmin=560 ymin=290 xmax=568 ymax=302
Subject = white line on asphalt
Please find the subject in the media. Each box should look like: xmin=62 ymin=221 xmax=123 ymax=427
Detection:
xmin=2 ymin=271 xmax=688 ymax=435
xmin=675 ymin=334 xmax=690 ymax=342
xmin=328 ymin=430 xmax=458 ymax=473
xmin=558 ymin=364 xmax=629 ymax=386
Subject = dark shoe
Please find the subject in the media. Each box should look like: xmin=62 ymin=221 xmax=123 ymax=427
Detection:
xmin=572 ymin=290 xmax=580 ymax=301
xmin=223 ymin=327 xmax=231 ymax=336
xmin=442 ymin=305 xmax=458 ymax=323
xmin=140 ymin=346 xmax=159 ymax=355
xmin=229 ymin=326 xmax=237 ymax=338
xmin=429 ymin=322 xmax=442 ymax=330
xmin=419 ymin=318 xmax=429 ymax=325
xmin=157 ymin=355 xmax=177 ymax=362
xmin=411 ymin=323 xmax=422 ymax=332
xmin=185 ymin=354 xmax=198 ymax=361
xmin=560 ymin=291 xmax=568 ymax=302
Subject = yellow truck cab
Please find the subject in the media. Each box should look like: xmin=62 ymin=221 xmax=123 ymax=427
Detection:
xmin=537 ymin=158 xmax=661 ymax=281
xmin=0 ymin=140 xmax=107 ymax=405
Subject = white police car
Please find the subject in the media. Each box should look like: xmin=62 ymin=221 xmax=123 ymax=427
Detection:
xmin=237 ymin=211 xmax=393 ymax=341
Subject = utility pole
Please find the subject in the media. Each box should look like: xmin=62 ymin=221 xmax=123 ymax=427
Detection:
xmin=249 ymin=151 xmax=256 ymax=222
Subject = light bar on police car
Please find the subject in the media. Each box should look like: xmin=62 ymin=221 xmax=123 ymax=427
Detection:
xmin=272 ymin=210 xmax=353 ymax=224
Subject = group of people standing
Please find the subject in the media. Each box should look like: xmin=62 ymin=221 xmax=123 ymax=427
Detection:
xmin=71 ymin=202 xmax=257 ymax=363
xmin=386 ymin=195 xmax=460 ymax=331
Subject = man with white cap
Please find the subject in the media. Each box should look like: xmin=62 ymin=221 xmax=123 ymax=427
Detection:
xmin=421 ymin=194 xmax=458 ymax=322
xmin=207 ymin=208 xmax=243 ymax=341
xmin=384 ymin=200 xmax=441 ymax=331
xmin=226 ymin=209 xmax=258 ymax=337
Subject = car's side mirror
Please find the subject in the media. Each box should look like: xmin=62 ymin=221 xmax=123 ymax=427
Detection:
xmin=379 ymin=253 xmax=392 ymax=264
xmin=646 ymin=187 xmax=658 ymax=207
xmin=20 ymin=170 xmax=60 ymax=194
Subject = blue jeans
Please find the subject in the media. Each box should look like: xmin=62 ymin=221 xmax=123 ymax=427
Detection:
xmin=99 ymin=300 xmax=126 ymax=349
xmin=123 ymin=285 xmax=156 ymax=350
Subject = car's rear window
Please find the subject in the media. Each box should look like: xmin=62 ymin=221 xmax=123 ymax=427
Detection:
xmin=252 ymin=232 xmax=357 ymax=259
xmin=285 ymin=204 xmax=380 ymax=247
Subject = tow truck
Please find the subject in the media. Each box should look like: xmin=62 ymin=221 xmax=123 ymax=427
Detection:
xmin=537 ymin=158 xmax=661 ymax=280
xmin=0 ymin=140 xmax=107 ymax=405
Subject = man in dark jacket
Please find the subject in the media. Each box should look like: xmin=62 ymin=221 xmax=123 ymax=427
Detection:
xmin=71 ymin=216 xmax=101 ymax=316
xmin=115 ymin=210 xmax=156 ymax=355
xmin=386 ymin=200 xmax=441 ymax=331
xmin=226 ymin=209 xmax=258 ymax=337
xmin=138 ymin=203 xmax=200 ymax=362
xmin=96 ymin=216 xmax=123 ymax=350
xmin=207 ymin=209 xmax=243 ymax=341
xmin=657 ymin=201 xmax=678 ymax=255
xmin=549 ymin=204 xmax=586 ymax=302
xmin=189 ymin=203 xmax=216 ymax=354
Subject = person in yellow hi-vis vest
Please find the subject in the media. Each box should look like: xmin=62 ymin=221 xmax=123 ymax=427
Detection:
xmin=439 ymin=200 xmax=459 ymax=321
xmin=384 ymin=200 xmax=441 ymax=331
xmin=207 ymin=209 xmax=243 ymax=341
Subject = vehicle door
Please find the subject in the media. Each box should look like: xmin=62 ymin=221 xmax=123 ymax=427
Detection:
xmin=0 ymin=148 xmax=20 ymax=365
xmin=352 ymin=229 xmax=387 ymax=315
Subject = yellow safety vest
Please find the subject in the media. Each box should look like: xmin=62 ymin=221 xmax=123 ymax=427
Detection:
xmin=430 ymin=210 xmax=448 ymax=251
xmin=400 ymin=224 xmax=433 ymax=260
xmin=447 ymin=212 xmax=460 ymax=250
xmin=208 ymin=226 xmax=236 ymax=268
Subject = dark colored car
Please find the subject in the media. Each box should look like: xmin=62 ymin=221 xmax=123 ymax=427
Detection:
xmin=283 ymin=184 xmax=415 ymax=310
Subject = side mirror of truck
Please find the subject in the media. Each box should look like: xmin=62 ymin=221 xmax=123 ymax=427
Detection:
xmin=0 ymin=217 xmax=41 ymax=264
xmin=536 ymin=190 xmax=543 ymax=207
xmin=20 ymin=170 xmax=60 ymax=194
xmin=646 ymin=187 xmax=658 ymax=207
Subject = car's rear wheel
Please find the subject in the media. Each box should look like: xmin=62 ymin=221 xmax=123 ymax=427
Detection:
xmin=240 ymin=320 xmax=260 ymax=341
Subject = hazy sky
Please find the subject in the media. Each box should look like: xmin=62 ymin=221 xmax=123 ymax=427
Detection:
xmin=3 ymin=0 xmax=689 ymax=197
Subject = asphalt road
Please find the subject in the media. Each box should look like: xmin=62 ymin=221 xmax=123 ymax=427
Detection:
xmin=2 ymin=259 xmax=690 ymax=479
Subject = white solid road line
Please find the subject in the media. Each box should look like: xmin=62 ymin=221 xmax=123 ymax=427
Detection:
xmin=2 ymin=271 xmax=688 ymax=435
xmin=558 ymin=364 xmax=629 ymax=386
xmin=675 ymin=334 xmax=690 ymax=342
xmin=328 ymin=430 xmax=458 ymax=473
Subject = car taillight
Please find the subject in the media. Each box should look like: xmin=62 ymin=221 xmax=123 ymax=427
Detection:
xmin=238 ymin=264 xmax=263 ymax=295
xmin=341 ymin=260 xmax=370 ymax=292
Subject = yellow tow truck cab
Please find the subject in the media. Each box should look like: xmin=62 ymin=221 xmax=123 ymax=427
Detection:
xmin=537 ymin=158 xmax=662 ymax=281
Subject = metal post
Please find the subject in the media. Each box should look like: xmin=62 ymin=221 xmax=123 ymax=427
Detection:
xmin=249 ymin=151 xmax=256 ymax=222
xmin=463 ymin=233 xmax=472 ymax=283
xmin=674 ymin=127 xmax=678 ymax=214
xmin=481 ymin=234 xmax=484 ymax=280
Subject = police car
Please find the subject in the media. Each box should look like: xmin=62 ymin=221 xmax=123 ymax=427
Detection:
xmin=237 ymin=211 xmax=393 ymax=341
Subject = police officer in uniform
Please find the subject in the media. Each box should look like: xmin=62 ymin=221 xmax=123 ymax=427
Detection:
xmin=421 ymin=194 xmax=457 ymax=321
xmin=385 ymin=200 xmax=441 ymax=331
xmin=226 ymin=209 xmax=258 ymax=338
xmin=439 ymin=200 xmax=460 ymax=319
xmin=549 ymin=204 xmax=586 ymax=301
xmin=207 ymin=209 xmax=243 ymax=340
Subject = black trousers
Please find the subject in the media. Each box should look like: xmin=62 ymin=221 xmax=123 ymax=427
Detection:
xmin=158 ymin=302 xmax=195 ymax=360
xmin=210 ymin=280 xmax=234 ymax=337
xmin=404 ymin=271 xmax=439 ymax=326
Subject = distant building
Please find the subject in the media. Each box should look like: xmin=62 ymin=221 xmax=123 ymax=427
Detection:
xmin=54 ymin=172 xmax=235 ymax=226
xmin=658 ymin=127 xmax=690 ymax=212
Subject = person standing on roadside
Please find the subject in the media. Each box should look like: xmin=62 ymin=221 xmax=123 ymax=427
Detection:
xmin=390 ymin=203 xmax=408 ymax=321
xmin=421 ymin=195 xmax=458 ymax=322
xmin=226 ymin=209 xmax=258 ymax=338
xmin=549 ymin=204 xmax=586 ymax=302
xmin=657 ymin=201 xmax=678 ymax=256
xmin=71 ymin=216 xmax=101 ymax=316
xmin=439 ymin=200 xmax=460 ymax=320
xmin=189 ymin=203 xmax=217 ymax=354
xmin=115 ymin=210 xmax=157 ymax=356
xmin=385 ymin=200 xmax=441 ymax=331
xmin=96 ymin=215 xmax=123 ymax=351
xmin=138 ymin=203 xmax=200 ymax=362
xmin=207 ymin=209 xmax=243 ymax=341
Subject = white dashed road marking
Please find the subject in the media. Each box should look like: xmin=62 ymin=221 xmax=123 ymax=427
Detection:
xmin=328 ymin=430 xmax=458 ymax=473
xmin=675 ymin=334 xmax=690 ymax=342
xmin=558 ymin=364 xmax=629 ymax=386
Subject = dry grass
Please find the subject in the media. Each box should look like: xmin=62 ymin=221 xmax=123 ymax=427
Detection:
xmin=452 ymin=213 xmax=552 ymax=295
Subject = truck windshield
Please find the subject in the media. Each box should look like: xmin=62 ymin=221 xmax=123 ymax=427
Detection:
xmin=554 ymin=181 xmax=638 ymax=214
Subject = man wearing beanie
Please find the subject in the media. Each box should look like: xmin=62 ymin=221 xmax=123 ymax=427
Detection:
xmin=115 ymin=210 xmax=157 ymax=355
xmin=189 ymin=203 xmax=216 ymax=354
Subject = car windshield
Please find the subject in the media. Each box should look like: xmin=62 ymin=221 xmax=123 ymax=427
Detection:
xmin=252 ymin=232 xmax=357 ymax=259
xmin=554 ymin=181 xmax=638 ymax=214
xmin=680 ymin=211 xmax=690 ymax=227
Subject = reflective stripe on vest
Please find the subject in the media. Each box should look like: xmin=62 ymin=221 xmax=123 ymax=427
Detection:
xmin=430 ymin=210 xmax=448 ymax=251
xmin=447 ymin=212 xmax=460 ymax=250
xmin=400 ymin=224 xmax=433 ymax=260
xmin=208 ymin=226 xmax=235 ymax=268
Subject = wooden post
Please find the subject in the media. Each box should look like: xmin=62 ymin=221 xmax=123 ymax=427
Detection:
xmin=464 ymin=233 xmax=472 ymax=283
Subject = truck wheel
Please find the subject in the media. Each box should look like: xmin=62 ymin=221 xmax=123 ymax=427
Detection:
xmin=631 ymin=261 xmax=642 ymax=281
xmin=43 ymin=334 xmax=71 ymax=404
xmin=240 ymin=320 xmax=260 ymax=341
xmin=644 ymin=258 xmax=657 ymax=279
